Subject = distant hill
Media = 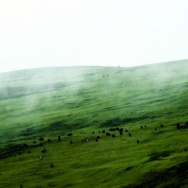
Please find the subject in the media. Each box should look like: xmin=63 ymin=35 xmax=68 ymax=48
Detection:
xmin=0 ymin=60 xmax=188 ymax=141
xmin=1 ymin=60 xmax=188 ymax=187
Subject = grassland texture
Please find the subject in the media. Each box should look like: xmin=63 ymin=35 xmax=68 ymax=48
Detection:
xmin=0 ymin=60 xmax=188 ymax=187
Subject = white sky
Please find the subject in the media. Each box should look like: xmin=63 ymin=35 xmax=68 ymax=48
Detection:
xmin=0 ymin=0 xmax=188 ymax=73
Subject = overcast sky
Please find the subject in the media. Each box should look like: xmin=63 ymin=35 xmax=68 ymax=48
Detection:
xmin=0 ymin=0 xmax=188 ymax=73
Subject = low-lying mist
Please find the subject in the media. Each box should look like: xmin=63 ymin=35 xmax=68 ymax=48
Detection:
xmin=0 ymin=60 xmax=188 ymax=141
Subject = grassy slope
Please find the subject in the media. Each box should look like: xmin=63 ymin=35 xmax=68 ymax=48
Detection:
xmin=0 ymin=61 xmax=188 ymax=187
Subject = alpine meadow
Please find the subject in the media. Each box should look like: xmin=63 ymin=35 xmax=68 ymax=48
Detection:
xmin=1 ymin=60 xmax=188 ymax=188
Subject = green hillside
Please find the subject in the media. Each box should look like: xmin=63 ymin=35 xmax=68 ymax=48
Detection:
xmin=0 ymin=60 xmax=188 ymax=187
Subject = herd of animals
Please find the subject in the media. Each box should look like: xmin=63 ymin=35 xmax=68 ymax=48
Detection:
xmin=3 ymin=121 xmax=188 ymax=188
xmin=11 ymin=121 xmax=188 ymax=160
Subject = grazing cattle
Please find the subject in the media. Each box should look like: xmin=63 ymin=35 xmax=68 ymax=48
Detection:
xmin=48 ymin=139 xmax=51 ymax=142
xmin=119 ymin=128 xmax=123 ymax=132
xmin=92 ymin=131 xmax=95 ymax=134
xmin=155 ymin=128 xmax=157 ymax=131
xmin=67 ymin=133 xmax=73 ymax=136
xmin=58 ymin=136 xmax=61 ymax=141
xmin=125 ymin=129 xmax=128 ymax=132
xmin=129 ymin=133 xmax=132 ymax=137
xmin=82 ymin=138 xmax=89 ymax=143
xmin=112 ymin=134 xmax=115 ymax=138
xmin=96 ymin=136 xmax=101 ymax=139
xmin=109 ymin=128 xmax=116 ymax=131
xmin=70 ymin=141 xmax=72 ymax=144
xmin=119 ymin=128 xmax=123 ymax=135
xmin=137 ymin=140 xmax=140 ymax=143
xmin=85 ymin=138 xmax=89 ymax=142
xmin=96 ymin=139 xmax=98 ymax=142
xmin=160 ymin=124 xmax=164 ymax=128
xmin=178 ymin=123 xmax=188 ymax=129
xmin=20 ymin=185 xmax=23 ymax=188
xmin=145 ymin=125 xmax=147 ymax=128
xmin=141 ymin=126 xmax=143 ymax=129
xmin=115 ymin=128 xmax=120 ymax=131
xmin=50 ymin=164 xmax=54 ymax=168
xmin=102 ymin=130 xmax=106 ymax=133
xmin=177 ymin=123 xmax=180 ymax=129
xmin=41 ymin=149 xmax=47 ymax=153
xmin=39 ymin=137 xmax=44 ymax=141
xmin=23 ymin=144 xmax=28 ymax=147
xmin=106 ymin=132 xmax=111 ymax=136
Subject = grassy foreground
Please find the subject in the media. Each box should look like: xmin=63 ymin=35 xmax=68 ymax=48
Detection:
xmin=0 ymin=60 xmax=188 ymax=187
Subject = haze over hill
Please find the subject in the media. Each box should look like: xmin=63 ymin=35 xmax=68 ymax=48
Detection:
xmin=0 ymin=60 xmax=188 ymax=141
xmin=1 ymin=60 xmax=188 ymax=187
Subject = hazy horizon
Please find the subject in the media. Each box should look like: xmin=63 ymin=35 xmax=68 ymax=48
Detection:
xmin=1 ymin=1 xmax=188 ymax=73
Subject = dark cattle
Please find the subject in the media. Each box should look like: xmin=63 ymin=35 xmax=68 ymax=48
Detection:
xmin=115 ymin=128 xmax=120 ymax=131
xmin=112 ymin=134 xmax=115 ymax=138
xmin=125 ymin=129 xmax=128 ymax=132
xmin=58 ymin=136 xmax=61 ymax=141
xmin=137 ymin=140 xmax=140 ymax=143
xmin=119 ymin=128 xmax=123 ymax=132
xmin=176 ymin=122 xmax=188 ymax=129
xmin=70 ymin=141 xmax=72 ymax=144
xmin=177 ymin=123 xmax=180 ymax=129
xmin=99 ymin=131 xmax=101 ymax=133
xmin=20 ymin=185 xmax=23 ymax=188
xmin=119 ymin=129 xmax=123 ymax=135
xmin=50 ymin=164 xmax=54 ymax=168
xmin=141 ymin=126 xmax=143 ymax=129
xmin=160 ymin=124 xmax=164 ymax=128
xmin=48 ymin=139 xmax=51 ymax=143
xmin=67 ymin=133 xmax=73 ymax=136
xmin=109 ymin=128 xmax=116 ymax=131
xmin=155 ymin=128 xmax=157 ymax=131
xmin=41 ymin=149 xmax=47 ymax=153
xmin=106 ymin=132 xmax=111 ymax=136
xmin=129 ymin=133 xmax=132 ymax=137
xmin=33 ymin=140 xmax=36 ymax=144
xmin=96 ymin=139 xmax=98 ymax=142
xmin=40 ymin=143 xmax=43 ymax=146
xmin=96 ymin=136 xmax=101 ymax=139
xmin=82 ymin=138 xmax=89 ymax=143
xmin=180 ymin=125 xmax=186 ymax=128
xmin=184 ymin=148 xmax=187 ymax=152
xmin=39 ymin=137 xmax=44 ymax=141
xmin=102 ymin=130 xmax=106 ymax=133
xmin=28 ymin=150 xmax=31 ymax=154
xmin=145 ymin=125 xmax=147 ymax=128
xmin=92 ymin=131 xmax=95 ymax=134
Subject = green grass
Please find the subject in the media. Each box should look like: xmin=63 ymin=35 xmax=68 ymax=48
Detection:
xmin=0 ymin=60 xmax=188 ymax=187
